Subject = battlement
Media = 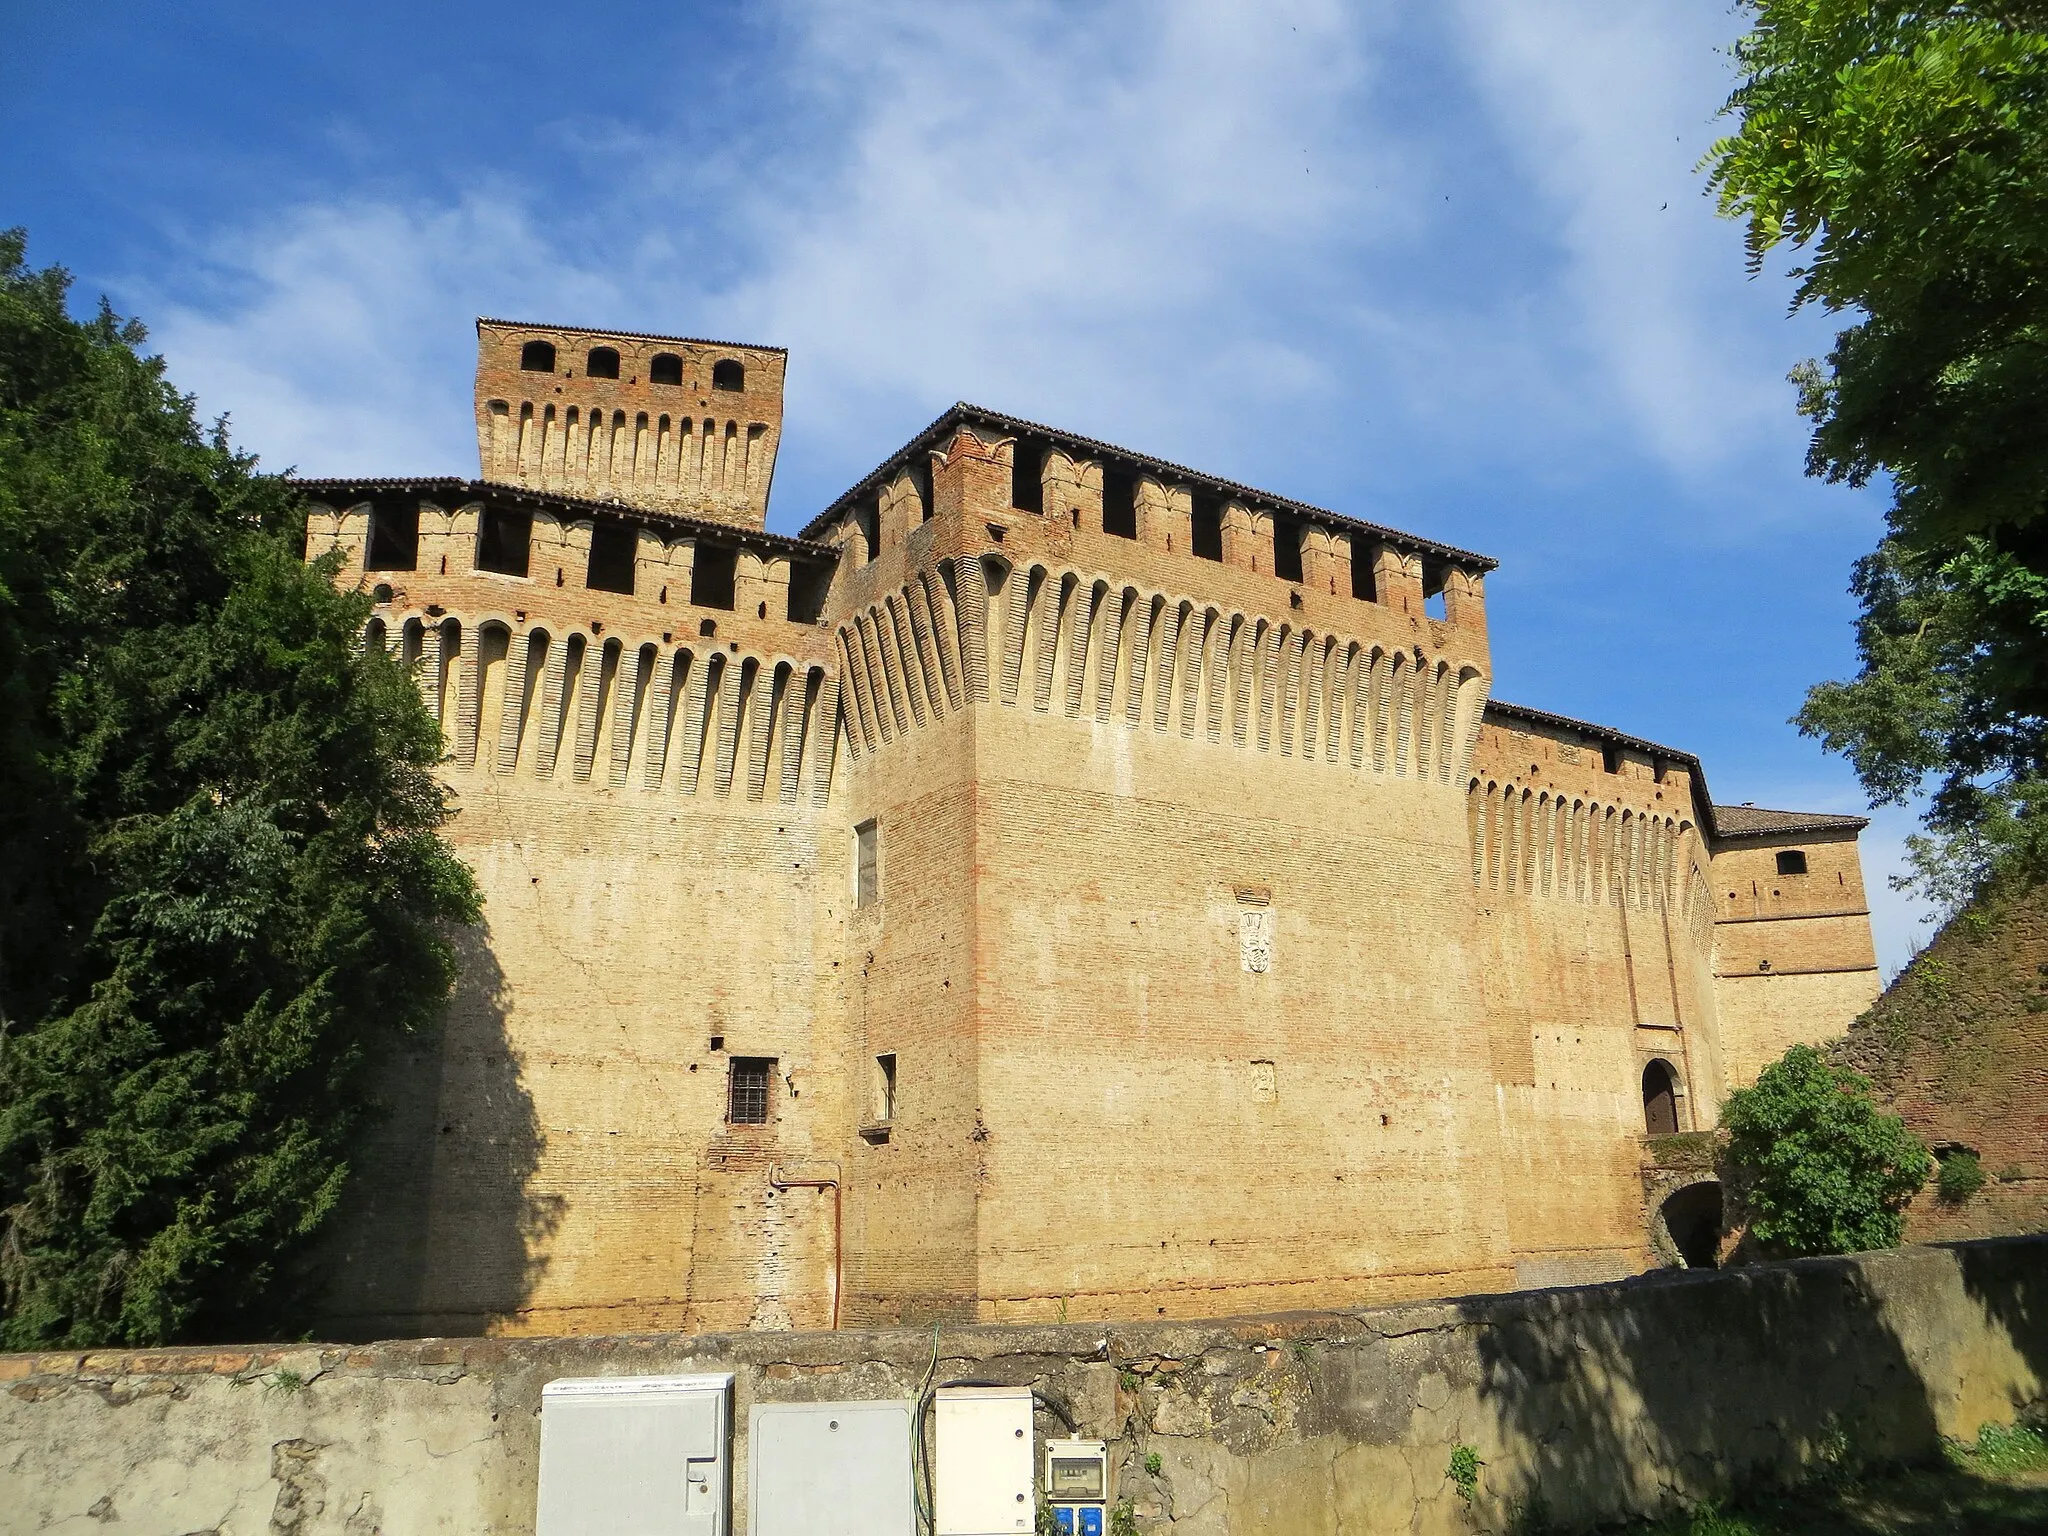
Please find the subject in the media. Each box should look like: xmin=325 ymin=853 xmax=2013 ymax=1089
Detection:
xmin=296 ymin=317 xmax=1885 ymax=1341
xmin=473 ymin=319 xmax=786 ymax=529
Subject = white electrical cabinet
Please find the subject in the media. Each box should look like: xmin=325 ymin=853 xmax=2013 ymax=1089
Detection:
xmin=749 ymin=1399 xmax=915 ymax=1536
xmin=536 ymin=1373 xmax=734 ymax=1536
xmin=934 ymin=1386 xmax=1035 ymax=1536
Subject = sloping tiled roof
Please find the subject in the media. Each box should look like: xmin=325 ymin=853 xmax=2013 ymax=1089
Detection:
xmin=290 ymin=475 xmax=835 ymax=558
xmin=798 ymin=402 xmax=1497 ymax=571
xmin=1711 ymin=804 xmax=1871 ymax=838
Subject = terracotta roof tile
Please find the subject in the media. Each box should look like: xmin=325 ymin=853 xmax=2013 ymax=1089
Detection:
xmin=1711 ymin=804 xmax=1871 ymax=838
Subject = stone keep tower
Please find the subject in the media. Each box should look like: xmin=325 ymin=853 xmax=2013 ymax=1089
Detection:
xmin=472 ymin=319 xmax=787 ymax=530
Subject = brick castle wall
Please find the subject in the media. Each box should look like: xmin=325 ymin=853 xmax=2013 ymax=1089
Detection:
xmin=296 ymin=325 xmax=1883 ymax=1335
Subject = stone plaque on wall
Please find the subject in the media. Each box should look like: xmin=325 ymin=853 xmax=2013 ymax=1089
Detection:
xmin=1239 ymin=908 xmax=1274 ymax=974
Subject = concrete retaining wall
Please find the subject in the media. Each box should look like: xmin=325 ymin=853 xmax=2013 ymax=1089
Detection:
xmin=4 ymin=1237 xmax=2044 ymax=1536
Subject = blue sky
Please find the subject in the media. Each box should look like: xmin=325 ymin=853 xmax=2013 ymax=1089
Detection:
xmin=3 ymin=0 xmax=1933 ymax=972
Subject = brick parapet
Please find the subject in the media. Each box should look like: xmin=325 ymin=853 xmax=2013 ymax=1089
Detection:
xmin=472 ymin=321 xmax=786 ymax=528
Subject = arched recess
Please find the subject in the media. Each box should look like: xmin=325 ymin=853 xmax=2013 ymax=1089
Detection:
xmin=1659 ymin=1181 xmax=1723 ymax=1269
xmin=497 ymin=627 xmax=550 ymax=775
xmin=1642 ymin=1058 xmax=1680 ymax=1136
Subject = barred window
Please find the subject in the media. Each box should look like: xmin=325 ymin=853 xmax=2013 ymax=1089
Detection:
xmin=729 ymin=1057 xmax=775 ymax=1125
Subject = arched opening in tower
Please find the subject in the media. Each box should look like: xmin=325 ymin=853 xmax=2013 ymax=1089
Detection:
xmin=1642 ymin=1059 xmax=1679 ymax=1136
xmin=1660 ymin=1182 xmax=1723 ymax=1269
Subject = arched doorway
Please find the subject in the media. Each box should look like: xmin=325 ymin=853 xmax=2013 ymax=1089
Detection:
xmin=1660 ymin=1182 xmax=1723 ymax=1268
xmin=1641 ymin=1059 xmax=1679 ymax=1136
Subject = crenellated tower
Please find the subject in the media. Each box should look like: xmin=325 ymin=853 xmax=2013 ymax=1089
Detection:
xmin=299 ymin=322 xmax=1883 ymax=1339
xmin=473 ymin=319 xmax=786 ymax=529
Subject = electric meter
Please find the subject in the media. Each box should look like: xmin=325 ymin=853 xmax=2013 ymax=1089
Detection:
xmin=1042 ymin=1439 xmax=1108 ymax=1536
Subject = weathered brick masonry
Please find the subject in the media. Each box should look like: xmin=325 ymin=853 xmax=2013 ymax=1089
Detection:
xmin=296 ymin=320 xmax=1881 ymax=1338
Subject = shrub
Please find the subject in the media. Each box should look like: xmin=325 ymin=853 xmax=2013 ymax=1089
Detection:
xmin=1937 ymin=1149 xmax=1986 ymax=1205
xmin=1719 ymin=1045 xmax=1932 ymax=1256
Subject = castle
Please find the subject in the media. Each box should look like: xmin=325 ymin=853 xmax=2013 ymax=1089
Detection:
xmin=298 ymin=320 xmax=1881 ymax=1338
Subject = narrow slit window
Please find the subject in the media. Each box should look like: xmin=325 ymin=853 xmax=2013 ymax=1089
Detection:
xmin=586 ymin=521 xmax=637 ymax=594
xmin=874 ymin=1053 xmax=897 ymax=1123
xmin=690 ymin=545 xmax=737 ymax=610
xmin=1011 ymin=439 xmax=1046 ymax=513
xmin=855 ymin=499 xmax=881 ymax=563
xmin=1351 ymin=542 xmax=1377 ymax=601
xmin=1102 ymin=466 xmax=1137 ymax=539
xmin=1775 ymin=849 xmax=1808 ymax=876
xmin=476 ymin=506 xmax=532 ymax=577
xmin=788 ymin=562 xmax=831 ymax=623
xmin=1422 ymin=558 xmax=1449 ymax=620
xmin=366 ymin=499 xmax=420 ymax=571
xmin=729 ymin=1057 xmax=775 ymax=1125
xmin=855 ymin=819 xmax=879 ymax=908
xmin=1191 ymin=493 xmax=1224 ymax=561
xmin=1272 ymin=516 xmax=1305 ymax=582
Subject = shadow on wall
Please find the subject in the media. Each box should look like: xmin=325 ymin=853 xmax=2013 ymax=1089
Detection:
xmin=302 ymin=922 xmax=563 ymax=1340
xmin=1455 ymin=1240 xmax=2048 ymax=1530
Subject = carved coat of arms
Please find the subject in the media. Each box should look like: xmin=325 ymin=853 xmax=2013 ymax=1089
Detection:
xmin=1239 ymin=908 xmax=1274 ymax=974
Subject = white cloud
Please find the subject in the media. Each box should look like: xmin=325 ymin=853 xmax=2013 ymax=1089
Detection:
xmin=142 ymin=195 xmax=619 ymax=478
xmin=715 ymin=0 xmax=1410 ymax=468
xmin=132 ymin=0 xmax=1422 ymax=501
xmin=129 ymin=0 xmax=1852 ymax=518
xmin=1447 ymin=0 xmax=1818 ymax=477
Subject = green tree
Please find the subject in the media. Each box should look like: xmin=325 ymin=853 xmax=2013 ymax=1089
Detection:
xmin=1719 ymin=1044 xmax=1933 ymax=1256
xmin=0 ymin=230 xmax=478 ymax=1348
xmin=1707 ymin=2 xmax=2048 ymax=905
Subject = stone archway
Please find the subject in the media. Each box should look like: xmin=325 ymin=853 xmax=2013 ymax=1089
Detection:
xmin=1659 ymin=1181 xmax=1723 ymax=1269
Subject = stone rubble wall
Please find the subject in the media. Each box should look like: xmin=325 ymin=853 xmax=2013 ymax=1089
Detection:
xmin=3 ymin=1237 xmax=2042 ymax=1536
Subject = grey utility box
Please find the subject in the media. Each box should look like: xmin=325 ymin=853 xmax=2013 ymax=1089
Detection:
xmin=749 ymin=1399 xmax=916 ymax=1536
xmin=536 ymin=1373 xmax=734 ymax=1536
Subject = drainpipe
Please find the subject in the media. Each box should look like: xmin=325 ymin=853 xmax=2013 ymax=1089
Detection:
xmin=769 ymin=1163 xmax=842 ymax=1329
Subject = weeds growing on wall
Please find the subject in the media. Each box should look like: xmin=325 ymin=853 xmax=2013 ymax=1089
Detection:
xmin=1449 ymin=1444 xmax=1483 ymax=1505
xmin=1936 ymin=1149 xmax=1987 ymax=1205
xmin=0 ymin=230 xmax=478 ymax=1348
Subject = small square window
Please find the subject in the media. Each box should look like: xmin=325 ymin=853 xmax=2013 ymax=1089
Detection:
xmin=728 ymin=1057 xmax=775 ymax=1125
xmin=874 ymin=1052 xmax=897 ymax=1123
xmin=1776 ymin=849 xmax=1809 ymax=876
xmin=855 ymin=820 xmax=879 ymax=908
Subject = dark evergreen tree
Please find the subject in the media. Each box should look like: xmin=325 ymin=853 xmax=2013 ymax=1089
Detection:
xmin=0 ymin=230 xmax=478 ymax=1348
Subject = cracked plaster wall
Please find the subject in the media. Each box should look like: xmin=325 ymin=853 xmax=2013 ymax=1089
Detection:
xmin=4 ymin=1237 xmax=2043 ymax=1536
